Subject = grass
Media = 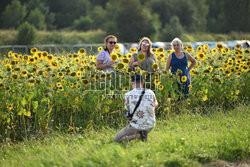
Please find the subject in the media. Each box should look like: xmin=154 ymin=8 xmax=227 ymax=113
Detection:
xmin=0 ymin=104 xmax=249 ymax=167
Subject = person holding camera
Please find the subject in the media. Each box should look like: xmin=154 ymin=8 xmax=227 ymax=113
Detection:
xmin=113 ymin=74 xmax=158 ymax=142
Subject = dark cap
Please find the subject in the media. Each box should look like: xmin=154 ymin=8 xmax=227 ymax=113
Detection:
xmin=131 ymin=73 xmax=143 ymax=83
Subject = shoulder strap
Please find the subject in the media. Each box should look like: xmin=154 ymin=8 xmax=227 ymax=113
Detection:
xmin=183 ymin=51 xmax=188 ymax=63
xmin=130 ymin=89 xmax=145 ymax=117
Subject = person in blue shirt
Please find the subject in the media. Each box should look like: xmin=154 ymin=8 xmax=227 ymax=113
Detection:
xmin=166 ymin=37 xmax=197 ymax=99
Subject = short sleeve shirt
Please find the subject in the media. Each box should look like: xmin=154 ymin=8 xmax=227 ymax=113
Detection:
xmin=124 ymin=88 xmax=158 ymax=130
xmin=96 ymin=49 xmax=114 ymax=73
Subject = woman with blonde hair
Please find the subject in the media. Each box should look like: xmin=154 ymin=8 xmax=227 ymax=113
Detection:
xmin=130 ymin=37 xmax=157 ymax=74
xmin=166 ymin=37 xmax=196 ymax=98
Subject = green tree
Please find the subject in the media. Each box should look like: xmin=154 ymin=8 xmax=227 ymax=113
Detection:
xmin=220 ymin=0 xmax=250 ymax=33
xmin=206 ymin=0 xmax=224 ymax=33
xmin=89 ymin=6 xmax=107 ymax=30
xmin=17 ymin=22 xmax=37 ymax=45
xmin=115 ymin=0 xmax=157 ymax=42
xmin=48 ymin=0 xmax=91 ymax=28
xmin=160 ymin=16 xmax=184 ymax=41
xmin=103 ymin=0 xmax=120 ymax=36
xmin=27 ymin=8 xmax=47 ymax=30
xmin=1 ymin=0 xmax=26 ymax=28
xmin=72 ymin=16 xmax=93 ymax=31
xmin=190 ymin=0 xmax=209 ymax=31
xmin=24 ymin=0 xmax=55 ymax=30
xmin=147 ymin=0 xmax=202 ymax=32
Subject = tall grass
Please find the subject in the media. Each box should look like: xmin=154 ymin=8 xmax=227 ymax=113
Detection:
xmin=0 ymin=104 xmax=249 ymax=167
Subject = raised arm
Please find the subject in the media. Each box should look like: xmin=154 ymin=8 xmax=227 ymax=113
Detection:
xmin=186 ymin=52 xmax=197 ymax=71
xmin=96 ymin=60 xmax=115 ymax=70
xmin=130 ymin=54 xmax=142 ymax=67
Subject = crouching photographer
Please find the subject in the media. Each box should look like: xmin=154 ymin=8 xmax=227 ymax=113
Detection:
xmin=113 ymin=74 xmax=158 ymax=142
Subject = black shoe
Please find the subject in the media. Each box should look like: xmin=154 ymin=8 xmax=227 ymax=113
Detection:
xmin=139 ymin=131 xmax=148 ymax=142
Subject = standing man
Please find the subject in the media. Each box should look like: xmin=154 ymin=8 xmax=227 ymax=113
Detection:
xmin=114 ymin=74 xmax=158 ymax=142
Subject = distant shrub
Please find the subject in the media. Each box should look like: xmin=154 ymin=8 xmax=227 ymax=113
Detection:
xmin=17 ymin=22 xmax=37 ymax=45
xmin=160 ymin=16 xmax=184 ymax=41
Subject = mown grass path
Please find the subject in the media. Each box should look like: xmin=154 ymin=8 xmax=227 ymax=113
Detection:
xmin=0 ymin=105 xmax=249 ymax=167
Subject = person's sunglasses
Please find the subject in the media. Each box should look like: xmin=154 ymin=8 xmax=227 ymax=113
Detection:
xmin=109 ymin=41 xmax=117 ymax=44
xmin=142 ymin=42 xmax=150 ymax=46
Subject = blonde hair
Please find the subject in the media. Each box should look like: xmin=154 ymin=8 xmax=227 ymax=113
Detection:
xmin=171 ymin=37 xmax=183 ymax=50
xmin=138 ymin=37 xmax=154 ymax=55
xmin=104 ymin=35 xmax=117 ymax=50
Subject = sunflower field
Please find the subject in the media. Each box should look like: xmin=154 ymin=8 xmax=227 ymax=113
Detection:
xmin=0 ymin=44 xmax=249 ymax=142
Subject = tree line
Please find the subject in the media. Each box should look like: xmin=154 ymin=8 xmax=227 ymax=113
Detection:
xmin=0 ymin=0 xmax=249 ymax=42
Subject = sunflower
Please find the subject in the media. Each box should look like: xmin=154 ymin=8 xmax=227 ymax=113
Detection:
xmin=46 ymin=54 xmax=54 ymax=62
xmin=100 ymin=73 xmax=106 ymax=79
xmin=82 ymin=79 xmax=89 ymax=86
xmin=75 ymin=58 xmax=80 ymax=63
xmin=122 ymin=58 xmax=129 ymax=64
xmin=203 ymin=44 xmax=209 ymax=51
xmin=28 ymin=57 xmax=35 ymax=64
xmin=7 ymin=104 xmax=13 ymax=110
xmin=154 ymin=73 xmax=160 ymax=79
xmin=181 ymin=76 xmax=187 ymax=82
xmin=196 ymin=46 xmax=203 ymax=53
xmin=202 ymin=95 xmax=208 ymax=101
xmin=241 ymin=65 xmax=248 ymax=72
xmin=21 ymin=70 xmax=28 ymax=77
xmin=130 ymin=48 xmax=137 ymax=53
xmin=56 ymin=82 xmax=62 ymax=87
xmin=159 ymin=53 xmax=166 ymax=60
xmin=127 ymin=67 xmax=133 ymax=73
xmin=211 ymin=48 xmax=217 ymax=54
xmin=78 ymin=48 xmax=86 ymax=56
xmin=8 ymin=51 xmax=12 ymax=57
xmin=42 ymin=51 xmax=48 ymax=58
xmin=152 ymin=63 xmax=158 ymax=71
xmin=0 ymin=81 xmax=3 ymax=89
xmin=236 ymin=72 xmax=241 ymax=77
xmin=208 ymin=66 xmax=213 ymax=72
xmin=224 ymin=70 xmax=231 ymax=75
xmin=188 ymin=84 xmax=192 ymax=88
xmin=111 ymin=53 xmax=118 ymax=62
xmin=126 ymin=53 xmax=132 ymax=59
xmin=115 ymin=44 xmax=120 ymax=51
xmin=75 ymin=97 xmax=79 ymax=103
xmin=98 ymin=46 xmax=103 ymax=52
xmin=158 ymin=47 xmax=164 ymax=52
xmin=59 ymin=86 xmax=64 ymax=91
xmin=159 ymin=84 xmax=164 ymax=90
xmin=5 ymin=86 xmax=10 ymax=92
xmin=76 ymin=71 xmax=81 ymax=77
xmin=117 ymin=63 xmax=124 ymax=70
xmin=57 ymin=72 xmax=64 ymax=78
xmin=216 ymin=43 xmax=223 ymax=50
xmin=235 ymin=44 xmax=241 ymax=49
xmin=197 ymin=53 xmax=206 ymax=61
xmin=50 ymin=61 xmax=59 ymax=69
xmin=12 ymin=74 xmax=19 ymax=80
xmin=224 ymin=47 xmax=230 ymax=53
xmin=138 ymin=52 xmax=145 ymax=61
xmin=176 ymin=69 xmax=183 ymax=75
xmin=234 ymin=66 xmax=240 ymax=71
xmin=30 ymin=48 xmax=38 ymax=54
xmin=154 ymin=79 xmax=160 ymax=86
xmin=167 ymin=50 xmax=174 ymax=55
